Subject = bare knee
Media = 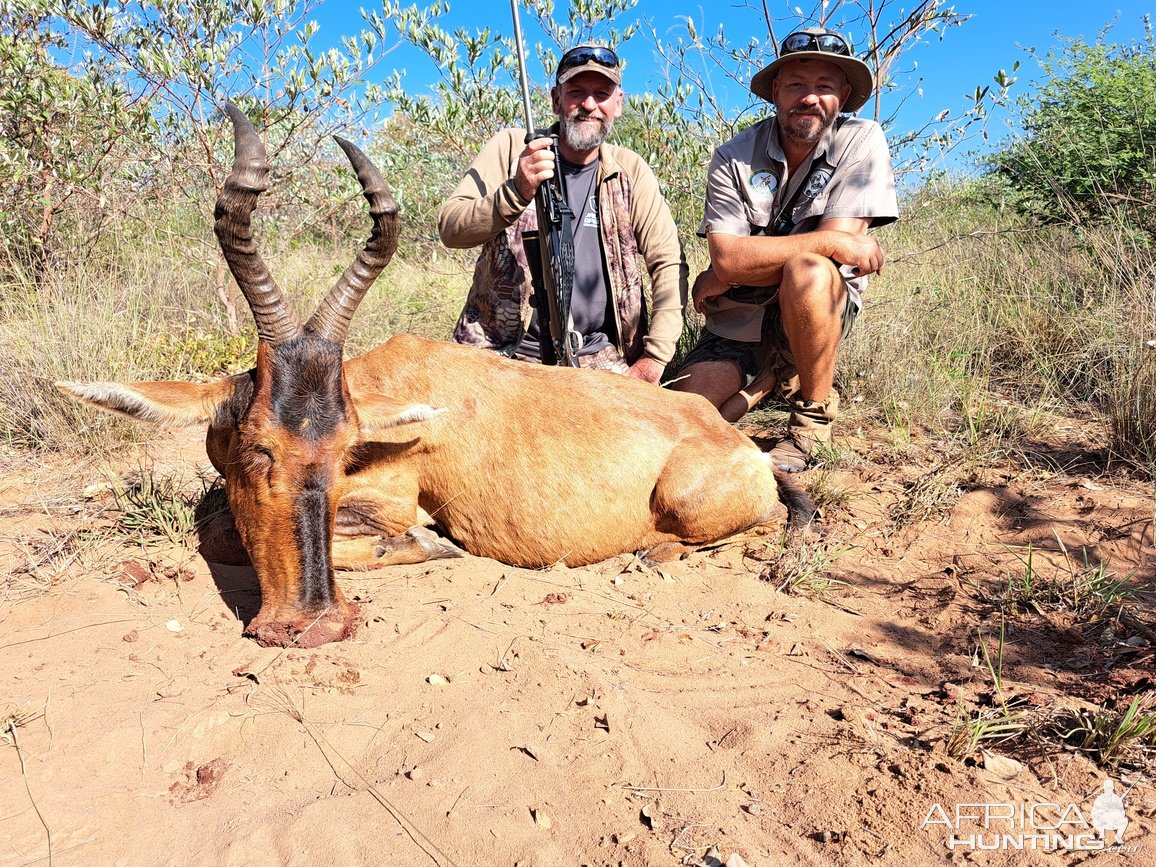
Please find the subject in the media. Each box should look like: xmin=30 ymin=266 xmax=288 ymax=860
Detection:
xmin=780 ymin=254 xmax=845 ymax=315
xmin=782 ymin=252 xmax=836 ymax=283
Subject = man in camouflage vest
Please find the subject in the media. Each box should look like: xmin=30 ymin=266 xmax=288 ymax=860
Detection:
xmin=439 ymin=45 xmax=688 ymax=382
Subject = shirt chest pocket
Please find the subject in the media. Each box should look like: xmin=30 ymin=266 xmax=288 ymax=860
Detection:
xmin=795 ymin=190 xmax=829 ymax=221
xmin=743 ymin=203 xmax=772 ymax=235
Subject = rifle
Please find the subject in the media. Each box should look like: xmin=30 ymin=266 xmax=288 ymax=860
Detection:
xmin=509 ymin=0 xmax=580 ymax=367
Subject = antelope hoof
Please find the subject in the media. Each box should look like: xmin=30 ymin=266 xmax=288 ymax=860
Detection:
xmin=244 ymin=601 xmax=361 ymax=648
xmin=372 ymin=527 xmax=465 ymax=564
xmin=639 ymin=541 xmax=691 ymax=566
xmin=407 ymin=526 xmax=465 ymax=560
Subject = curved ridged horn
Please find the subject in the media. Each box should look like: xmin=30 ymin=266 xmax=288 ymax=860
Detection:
xmin=214 ymin=103 xmax=302 ymax=346
xmin=305 ymin=136 xmax=400 ymax=344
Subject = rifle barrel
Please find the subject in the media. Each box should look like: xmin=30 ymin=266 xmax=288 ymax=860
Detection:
xmin=509 ymin=0 xmax=536 ymax=134
xmin=507 ymin=0 xmax=581 ymax=368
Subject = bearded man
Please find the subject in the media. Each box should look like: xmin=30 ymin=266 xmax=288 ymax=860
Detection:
xmin=439 ymin=45 xmax=687 ymax=383
xmin=671 ymin=27 xmax=899 ymax=471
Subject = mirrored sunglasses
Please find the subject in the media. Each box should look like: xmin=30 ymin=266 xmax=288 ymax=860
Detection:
xmin=557 ymin=45 xmax=619 ymax=76
xmin=780 ymin=31 xmax=851 ymax=57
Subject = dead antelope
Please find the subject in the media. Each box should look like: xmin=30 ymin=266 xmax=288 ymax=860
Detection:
xmin=58 ymin=105 xmax=814 ymax=648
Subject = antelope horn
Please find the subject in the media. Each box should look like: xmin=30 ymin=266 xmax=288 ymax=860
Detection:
xmin=305 ymin=136 xmax=400 ymax=344
xmin=214 ymin=103 xmax=302 ymax=346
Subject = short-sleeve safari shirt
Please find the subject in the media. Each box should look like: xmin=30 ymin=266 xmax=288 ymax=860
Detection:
xmin=699 ymin=114 xmax=899 ymax=310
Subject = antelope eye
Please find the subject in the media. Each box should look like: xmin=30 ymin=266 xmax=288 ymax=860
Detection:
xmin=249 ymin=445 xmax=275 ymax=467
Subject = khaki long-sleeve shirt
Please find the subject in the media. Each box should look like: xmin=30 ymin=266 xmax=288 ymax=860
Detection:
xmin=439 ymin=127 xmax=688 ymax=366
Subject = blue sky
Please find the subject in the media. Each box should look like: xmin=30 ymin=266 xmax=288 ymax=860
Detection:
xmin=320 ymin=1 xmax=1151 ymax=171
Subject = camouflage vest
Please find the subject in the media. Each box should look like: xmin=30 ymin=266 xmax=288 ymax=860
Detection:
xmin=452 ymin=144 xmax=646 ymax=364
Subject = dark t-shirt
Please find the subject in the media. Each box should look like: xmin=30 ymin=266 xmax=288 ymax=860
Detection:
xmin=518 ymin=154 xmax=614 ymax=359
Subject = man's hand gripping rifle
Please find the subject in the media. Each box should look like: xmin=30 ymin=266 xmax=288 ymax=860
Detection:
xmin=510 ymin=0 xmax=581 ymax=367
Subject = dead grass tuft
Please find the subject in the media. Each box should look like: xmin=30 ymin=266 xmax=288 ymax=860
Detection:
xmin=756 ymin=535 xmax=848 ymax=599
xmin=804 ymin=468 xmax=861 ymax=520
xmin=1 ymin=703 xmax=46 ymax=743
xmin=1043 ymin=695 xmax=1156 ymax=773
xmin=889 ymin=463 xmax=965 ymax=531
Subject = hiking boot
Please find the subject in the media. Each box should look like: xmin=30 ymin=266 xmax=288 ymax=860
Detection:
xmin=769 ymin=391 xmax=839 ymax=472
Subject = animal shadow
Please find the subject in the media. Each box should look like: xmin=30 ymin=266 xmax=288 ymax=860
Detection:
xmin=194 ymin=486 xmax=261 ymax=625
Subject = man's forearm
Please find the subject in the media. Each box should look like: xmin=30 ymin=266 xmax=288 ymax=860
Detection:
xmin=709 ymin=230 xmax=845 ymax=286
xmin=640 ymin=255 xmax=688 ymax=364
xmin=642 ymin=299 xmax=685 ymax=365
xmin=710 ymin=216 xmax=879 ymax=285
xmin=438 ymin=178 xmax=530 ymax=249
xmin=438 ymin=130 xmax=531 ymax=249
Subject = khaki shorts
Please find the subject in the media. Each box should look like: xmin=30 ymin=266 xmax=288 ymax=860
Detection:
xmin=676 ymin=290 xmax=859 ymax=388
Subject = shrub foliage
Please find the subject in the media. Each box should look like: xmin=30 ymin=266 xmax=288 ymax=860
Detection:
xmin=987 ymin=20 xmax=1156 ymax=238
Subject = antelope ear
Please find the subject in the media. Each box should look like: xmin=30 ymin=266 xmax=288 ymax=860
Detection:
xmin=355 ymin=393 xmax=446 ymax=436
xmin=56 ymin=378 xmax=240 ymax=424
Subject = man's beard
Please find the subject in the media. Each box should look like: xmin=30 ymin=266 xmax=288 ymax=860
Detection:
xmin=780 ymin=105 xmax=837 ymax=146
xmin=559 ymin=109 xmax=613 ymax=152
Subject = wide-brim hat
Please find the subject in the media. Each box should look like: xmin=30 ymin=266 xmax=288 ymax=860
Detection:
xmin=750 ymin=29 xmax=873 ymax=113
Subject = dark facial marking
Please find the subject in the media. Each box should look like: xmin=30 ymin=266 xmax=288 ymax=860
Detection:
xmin=269 ymin=334 xmax=348 ymax=440
xmin=294 ymin=481 xmax=336 ymax=609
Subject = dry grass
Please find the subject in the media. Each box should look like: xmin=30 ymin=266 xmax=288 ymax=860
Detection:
xmin=944 ymin=701 xmax=1030 ymax=762
xmin=1 ymin=488 xmax=130 ymax=606
xmin=5 ymin=529 xmax=87 ymax=602
xmin=106 ymin=466 xmax=228 ymax=550
xmin=804 ymin=468 xmax=861 ymax=520
xmin=1 ymin=225 xmax=468 ymax=456
xmin=0 ymin=702 xmax=45 ymax=742
xmin=946 ymin=543 xmax=1156 ymax=775
xmin=1110 ymin=339 xmax=1156 ymax=469
xmin=888 ymin=461 xmax=967 ymax=531
xmin=847 ymin=185 xmax=1155 ymax=470
xmin=1000 ymin=542 xmax=1138 ymax=621
xmin=754 ymin=535 xmax=848 ymax=599
xmin=1044 ymin=695 xmax=1156 ymax=772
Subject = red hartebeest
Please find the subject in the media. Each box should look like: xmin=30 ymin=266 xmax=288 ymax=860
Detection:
xmin=58 ymin=105 xmax=813 ymax=648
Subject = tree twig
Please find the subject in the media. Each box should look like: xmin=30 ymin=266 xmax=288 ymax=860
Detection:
xmin=616 ymin=771 xmax=727 ymax=793
xmin=7 ymin=720 xmax=53 ymax=866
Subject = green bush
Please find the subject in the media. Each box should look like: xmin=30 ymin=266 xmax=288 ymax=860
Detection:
xmin=0 ymin=0 xmax=153 ymax=274
xmin=986 ymin=22 xmax=1156 ymax=238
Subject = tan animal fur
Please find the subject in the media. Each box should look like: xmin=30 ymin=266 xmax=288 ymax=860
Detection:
xmin=57 ymin=106 xmax=811 ymax=648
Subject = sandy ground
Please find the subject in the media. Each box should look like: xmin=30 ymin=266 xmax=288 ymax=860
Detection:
xmin=1 ymin=418 xmax=1154 ymax=867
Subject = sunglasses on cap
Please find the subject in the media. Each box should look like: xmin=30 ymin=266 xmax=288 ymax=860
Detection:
xmin=779 ymin=30 xmax=852 ymax=57
xmin=556 ymin=45 xmax=619 ymax=77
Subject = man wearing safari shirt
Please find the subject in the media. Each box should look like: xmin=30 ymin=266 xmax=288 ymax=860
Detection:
xmin=672 ymin=27 xmax=898 ymax=470
xmin=439 ymin=45 xmax=688 ymax=382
